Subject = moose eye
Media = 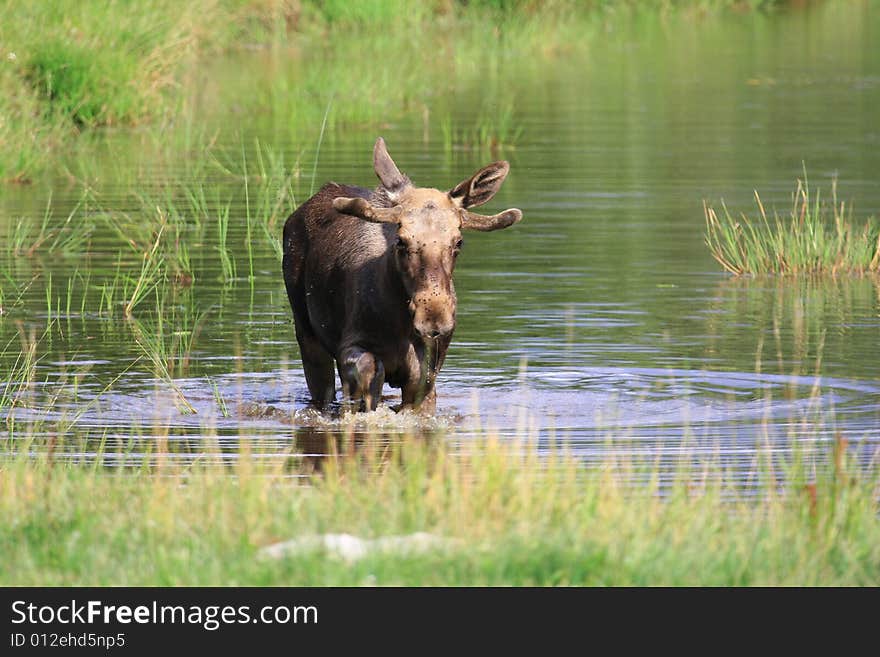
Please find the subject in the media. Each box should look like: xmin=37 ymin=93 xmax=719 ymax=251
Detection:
xmin=454 ymin=239 xmax=463 ymax=252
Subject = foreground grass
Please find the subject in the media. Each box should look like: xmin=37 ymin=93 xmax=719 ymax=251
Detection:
xmin=1 ymin=434 xmax=877 ymax=586
xmin=705 ymin=176 xmax=880 ymax=276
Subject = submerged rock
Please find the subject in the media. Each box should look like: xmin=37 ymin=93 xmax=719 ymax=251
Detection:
xmin=258 ymin=532 xmax=455 ymax=562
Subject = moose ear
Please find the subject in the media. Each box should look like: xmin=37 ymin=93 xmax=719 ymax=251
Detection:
xmin=373 ymin=137 xmax=410 ymax=196
xmin=449 ymin=161 xmax=510 ymax=209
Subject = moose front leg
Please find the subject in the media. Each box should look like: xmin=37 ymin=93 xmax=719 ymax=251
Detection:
xmin=338 ymin=347 xmax=385 ymax=412
xmin=399 ymin=341 xmax=440 ymax=414
xmin=401 ymin=383 xmax=436 ymax=414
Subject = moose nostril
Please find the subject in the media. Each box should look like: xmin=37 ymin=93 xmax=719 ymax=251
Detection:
xmin=428 ymin=329 xmax=441 ymax=339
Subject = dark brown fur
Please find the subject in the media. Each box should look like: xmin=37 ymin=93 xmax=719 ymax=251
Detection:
xmin=282 ymin=138 xmax=521 ymax=412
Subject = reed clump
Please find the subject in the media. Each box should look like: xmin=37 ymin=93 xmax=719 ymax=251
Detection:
xmin=705 ymin=176 xmax=880 ymax=276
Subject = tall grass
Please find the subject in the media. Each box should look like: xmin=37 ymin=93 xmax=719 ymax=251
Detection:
xmin=0 ymin=137 xmax=295 ymax=325
xmin=7 ymin=192 xmax=93 ymax=258
xmin=122 ymin=218 xmax=168 ymax=318
xmin=705 ymin=176 xmax=880 ymax=276
xmin=0 ymin=327 xmax=40 ymax=427
xmin=440 ymin=100 xmax=522 ymax=156
xmin=210 ymin=139 xmax=296 ymax=265
xmin=252 ymin=142 xmax=297 ymax=262
xmin=128 ymin=305 xmax=200 ymax=415
xmin=216 ymin=201 xmax=237 ymax=282
xmin=0 ymin=430 xmax=876 ymax=585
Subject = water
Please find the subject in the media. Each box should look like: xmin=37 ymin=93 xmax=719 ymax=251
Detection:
xmin=1 ymin=3 xmax=879 ymax=476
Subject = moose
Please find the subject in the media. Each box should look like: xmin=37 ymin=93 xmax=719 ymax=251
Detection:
xmin=282 ymin=138 xmax=522 ymax=413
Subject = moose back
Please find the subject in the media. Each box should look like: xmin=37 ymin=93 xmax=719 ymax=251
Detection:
xmin=282 ymin=138 xmax=522 ymax=412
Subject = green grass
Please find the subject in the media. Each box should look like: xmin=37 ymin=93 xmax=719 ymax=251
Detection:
xmin=705 ymin=175 xmax=880 ymax=276
xmin=127 ymin=299 xmax=207 ymax=415
xmin=440 ymin=99 xmax=522 ymax=156
xmin=0 ymin=0 xmax=792 ymax=184
xmin=7 ymin=192 xmax=93 ymax=258
xmin=0 ymin=136 xmax=294 ymax=327
xmin=0 ymin=431 xmax=877 ymax=586
xmin=0 ymin=0 xmax=206 ymax=182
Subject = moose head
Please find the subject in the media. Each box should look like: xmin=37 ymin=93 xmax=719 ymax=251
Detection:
xmin=332 ymin=138 xmax=522 ymax=340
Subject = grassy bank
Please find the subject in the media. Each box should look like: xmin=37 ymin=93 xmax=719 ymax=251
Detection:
xmin=1 ymin=0 xmax=796 ymax=184
xmin=1 ymin=433 xmax=877 ymax=586
xmin=705 ymin=176 xmax=880 ymax=275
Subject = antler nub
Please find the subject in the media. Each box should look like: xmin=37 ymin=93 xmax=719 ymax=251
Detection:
xmin=333 ymin=197 xmax=402 ymax=224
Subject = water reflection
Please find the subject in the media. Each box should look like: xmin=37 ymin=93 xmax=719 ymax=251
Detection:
xmin=289 ymin=425 xmax=435 ymax=474
xmin=702 ymin=275 xmax=880 ymax=379
xmin=1 ymin=2 xmax=879 ymax=482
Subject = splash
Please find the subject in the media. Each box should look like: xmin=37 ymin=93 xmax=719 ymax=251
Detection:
xmin=237 ymin=399 xmax=458 ymax=432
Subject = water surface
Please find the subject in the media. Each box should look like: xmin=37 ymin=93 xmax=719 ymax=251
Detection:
xmin=2 ymin=3 xmax=878 ymax=477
